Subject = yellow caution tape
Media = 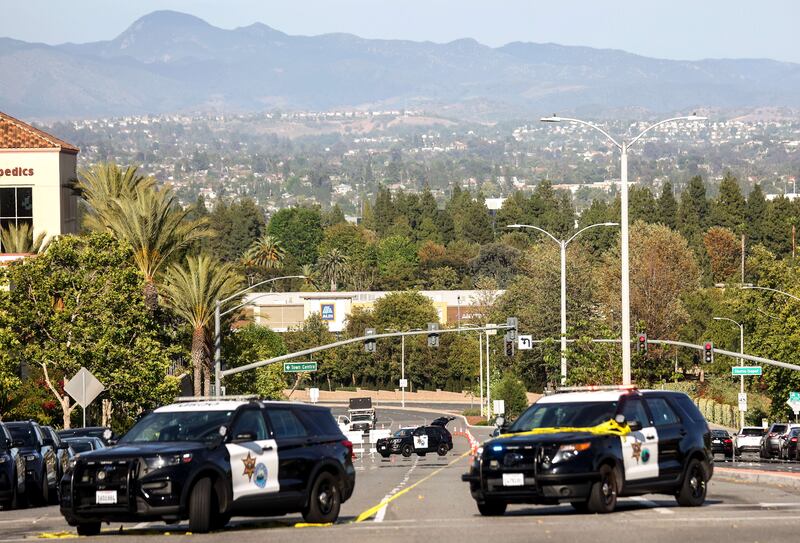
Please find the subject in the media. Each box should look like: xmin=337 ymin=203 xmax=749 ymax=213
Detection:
xmin=498 ymin=419 xmax=631 ymax=439
xmin=294 ymin=522 xmax=333 ymax=528
xmin=37 ymin=532 xmax=76 ymax=539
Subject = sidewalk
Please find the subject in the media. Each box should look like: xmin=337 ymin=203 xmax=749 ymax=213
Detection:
xmin=716 ymin=466 xmax=800 ymax=491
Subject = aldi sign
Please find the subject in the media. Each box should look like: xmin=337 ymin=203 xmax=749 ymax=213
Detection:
xmin=320 ymin=303 xmax=335 ymax=321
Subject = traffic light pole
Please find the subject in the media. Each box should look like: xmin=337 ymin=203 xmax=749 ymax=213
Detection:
xmin=222 ymin=323 xmax=516 ymax=378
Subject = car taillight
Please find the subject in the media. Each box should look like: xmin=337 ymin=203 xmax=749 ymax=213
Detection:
xmin=724 ymin=439 xmax=732 ymax=443
xmin=342 ymin=440 xmax=354 ymax=459
xmin=792 ymin=438 xmax=798 ymax=443
xmin=769 ymin=433 xmax=777 ymax=437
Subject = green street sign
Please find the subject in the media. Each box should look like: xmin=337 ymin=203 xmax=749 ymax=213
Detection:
xmin=790 ymin=391 xmax=800 ymax=402
xmin=731 ymin=366 xmax=762 ymax=376
xmin=283 ymin=361 xmax=318 ymax=373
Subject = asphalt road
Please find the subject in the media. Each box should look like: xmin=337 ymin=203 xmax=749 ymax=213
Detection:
xmin=2 ymin=408 xmax=800 ymax=542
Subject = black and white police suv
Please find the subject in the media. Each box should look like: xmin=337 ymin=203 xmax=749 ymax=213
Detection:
xmin=376 ymin=416 xmax=454 ymax=458
xmin=462 ymin=387 xmax=713 ymax=515
xmin=59 ymin=399 xmax=356 ymax=535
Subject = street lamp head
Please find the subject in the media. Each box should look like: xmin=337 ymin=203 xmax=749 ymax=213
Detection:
xmin=506 ymin=224 xmax=522 ymax=228
xmin=688 ymin=113 xmax=708 ymax=121
xmin=603 ymin=222 xmax=620 ymax=227
xmin=540 ymin=115 xmax=562 ymax=123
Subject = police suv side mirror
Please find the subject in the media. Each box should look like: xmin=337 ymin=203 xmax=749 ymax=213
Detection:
xmin=2 ymin=438 xmax=11 ymax=449
xmin=628 ymin=420 xmax=643 ymax=432
xmin=495 ymin=416 xmax=505 ymax=428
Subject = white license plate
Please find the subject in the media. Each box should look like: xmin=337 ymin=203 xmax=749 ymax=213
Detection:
xmin=502 ymin=473 xmax=524 ymax=486
xmin=95 ymin=490 xmax=117 ymax=504
xmin=712 ymin=439 xmax=721 ymax=444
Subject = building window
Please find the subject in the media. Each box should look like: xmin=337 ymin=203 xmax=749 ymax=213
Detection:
xmin=0 ymin=187 xmax=33 ymax=251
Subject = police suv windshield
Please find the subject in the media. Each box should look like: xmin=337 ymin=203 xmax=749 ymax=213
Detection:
xmin=120 ymin=410 xmax=235 ymax=443
xmin=509 ymin=401 xmax=618 ymax=433
xmin=394 ymin=429 xmax=411 ymax=438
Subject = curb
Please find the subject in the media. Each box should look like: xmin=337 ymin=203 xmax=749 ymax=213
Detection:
xmin=715 ymin=467 xmax=800 ymax=491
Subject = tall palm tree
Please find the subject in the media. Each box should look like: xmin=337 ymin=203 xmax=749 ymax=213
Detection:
xmin=73 ymin=163 xmax=154 ymax=232
xmin=162 ymin=255 xmax=242 ymax=396
xmin=102 ymin=186 xmax=210 ymax=311
xmin=0 ymin=223 xmax=48 ymax=254
xmin=317 ymin=248 xmax=350 ymax=292
xmin=300 ymin=264 xmax=318 ymax=291
xmin=243 ymin=235 xmax=286 ymax=270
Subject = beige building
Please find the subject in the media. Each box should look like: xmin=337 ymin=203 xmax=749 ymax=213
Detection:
xmin=0 ymin=111 xmax=79 ymax=251
xmin=243 ymin=289 xmax=504 ymax=333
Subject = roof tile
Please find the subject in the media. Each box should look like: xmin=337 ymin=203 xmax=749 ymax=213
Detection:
xmin=0 ymin=111 xmax=79 ymax=153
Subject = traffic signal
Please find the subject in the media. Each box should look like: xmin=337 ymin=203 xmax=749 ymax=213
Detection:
xmin=506 ymin=317 xmax=518 ymax=341
xmin=505 ymin=338 xmax=514 ymax=357
xmin=427 ymin=322 xmax=440 ymax=348
xmin=365 ymin=328 xmax=376 ymax=353
xmin=637 ymin=333 xmax=648 ymax=355
xmin=704 ymin=342 xmax=713 ymax=364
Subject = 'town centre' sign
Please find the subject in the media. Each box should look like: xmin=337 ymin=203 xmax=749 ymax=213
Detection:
xmin=283 ymin=362 xmax=318 ymax=373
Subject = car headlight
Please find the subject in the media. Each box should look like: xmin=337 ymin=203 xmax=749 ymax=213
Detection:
xmin=476 ymin=446 xmax=484 ymax=457
xmin=552 ymin=442 xmax=591 ymax=463
xmin=143 ymin=453 xmax=192 ymax=473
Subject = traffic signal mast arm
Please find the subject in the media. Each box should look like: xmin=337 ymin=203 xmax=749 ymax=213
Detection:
xmin=221 ymin=322 xmax=517 ymax=377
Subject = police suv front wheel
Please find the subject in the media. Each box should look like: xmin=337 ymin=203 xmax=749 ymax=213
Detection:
xmin=675 ymin=459 xmax=708 ymax=507
xmin=188 ymin=477 xmax=214 ymax=533
xmin=303 ymin=472 xmax=341 ymax=524
xmin=76 ymin=522 xmax=101 ymax=536
xmin=587 ymin=464 xmax=619 ymax=514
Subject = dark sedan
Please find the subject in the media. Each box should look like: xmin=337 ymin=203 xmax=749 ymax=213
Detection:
xmin=710 ymin=429 xmax=733 ymax=459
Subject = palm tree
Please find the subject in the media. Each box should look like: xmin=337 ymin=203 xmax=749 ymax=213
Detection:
xmin=300 ymin=264 xmax=318 ymax=291
xmin=0 ymin=223 xmax=48 ymax=254
xmin=73 ymin=163 xmax=154 ymax=231
xmin=102 ymin=186 xmax=210 ymax=311
xmin=162 ymin=255 xmax=242 ymax=397
xmin=317 ymin=248 xmax=349 ymax=292
xmin=243 ymin=235 xmax=286 ymax=270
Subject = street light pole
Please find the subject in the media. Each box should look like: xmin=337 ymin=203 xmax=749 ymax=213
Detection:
xmin=714 ymin=316 xmax=745 ymax=428
xmin=541 ymin=114 xmax=706 ymax=385
xmin=213 ymin=274 xmax=305 ymax=396
xmin=401 ymin=333 xmax=405 ymax=408
xmin=486 ymin=329 xmax=491 ymax=421
xmin=508 ymin=222 xmax=617 ymax=384
xmin=479 ymin=332 xmax=484 ymax=417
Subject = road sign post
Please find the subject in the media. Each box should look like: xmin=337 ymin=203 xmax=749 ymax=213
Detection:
xmin=309 ymin=387 xmax=320 ymax=404
xmin=283 ymin=361 xmax=318 ymax=373
xmin=64 ymin=367 xmax=105 ymax=429
xmin=731 ymin=366 xmax=762 ymax=376
xmin=738 ymin=392 xmax=747 ymax=412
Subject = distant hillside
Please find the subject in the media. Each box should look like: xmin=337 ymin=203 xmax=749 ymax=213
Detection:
xmin=3 ymin=10 xmax=800 ymax=120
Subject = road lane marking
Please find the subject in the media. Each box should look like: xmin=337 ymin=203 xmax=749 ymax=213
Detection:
xmin=355 ymin=450 xmax=470 ymax=522
xmin=629 ymin=496 xmax=674 ymax=514
xmin=375 ymin=456 xmax=419 ymax=522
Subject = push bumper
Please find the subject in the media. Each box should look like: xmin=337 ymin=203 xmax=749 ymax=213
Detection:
xmin=463 ymin=466 xmax=597 ymax=504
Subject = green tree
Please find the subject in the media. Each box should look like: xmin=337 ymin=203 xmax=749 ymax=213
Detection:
xmin=377 ymin=236 xmax=419 ymax=289
xmin=162 ymin=255 xmax=243 ymax=397
xmin=207 ymin=198 xmax=267 ymax=263
xmin=629 ymin=186 xmax=657 ymax=224
xmin=243 ymin=234 xmax=286 ymax=270
xmin=711 ymin=172 xmax=746 ymax=231
xmin=656 ymin=182 xmax=678 ymax=229
xmin=96 ymin=186 xmax=210 ymax=311
xmin=678 ymin=175 xmax=709 ymax=245
xmin=491 ymin=373 xmax=529 ymax=420
xmin=222 ymin=324 xmax=287 ymax=398
xmin=73 ymin=162 xmax=154 ymax=232
xmin=745 ymin=184 xmax=768 ymax=245
xmin=0 ymin=233 xmax=179 ymax=429
xmin=0 ymin=223 xmax=48 ymax=254
xmin=317 ymin=248 xmax=350 ymax=291
xmin=267 ymin=207 xmax=324 ymax=267
xmin=703 ymin=227 xmax=740 ymax=283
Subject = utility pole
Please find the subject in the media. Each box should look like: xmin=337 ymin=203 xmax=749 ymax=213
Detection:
xmin=741 ymin=233 xmax=745 ymax=284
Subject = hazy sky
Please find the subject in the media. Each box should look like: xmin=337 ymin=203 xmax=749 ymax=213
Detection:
xmin=2 ymin=1 xmax=798 ymax=63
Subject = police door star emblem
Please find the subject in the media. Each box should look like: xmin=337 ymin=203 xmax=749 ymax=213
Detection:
xmin=242 ymin=452 xmax=256 ymax=481
xmin=631 ymin=441 xmax=643 ymax=462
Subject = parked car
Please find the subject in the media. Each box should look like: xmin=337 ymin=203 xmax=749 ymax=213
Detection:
xmin=376 ymin=417 xmax=455 ymax=458
xmin=62 ymin=437 xmax=106 ymax=454
xmin=734 ymin=426 xmax=765 ymax=455
xmin=6 ymin=421 xmax=59 ymax=505
xmin=42 ymin=426 xmax=73 ymax=484
xmin=463 ymin=388 xmax=713 ymax=515
xmin=779 ymin=427 xmax=800 ymax=460
xmin=710 ymin=429 xmax=733 ymax=460
xmin=760 ymin=423 xmax=789 ymax=458
xmin=0 ymin=422 xmax=26 ymax=510
xmin=60 ymin=399 xmax=356 ymax=535
xmin=58 ymin=427 xmax=115 ymax=446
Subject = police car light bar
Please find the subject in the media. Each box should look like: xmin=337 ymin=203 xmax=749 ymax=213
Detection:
xmin=553 ymin=385 xmax=638 ymax=394
xmin=174 ymin=395 xmax=259 ymax=402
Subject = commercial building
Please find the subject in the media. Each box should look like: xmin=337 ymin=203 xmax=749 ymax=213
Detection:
xmin=0 ymin=111 xmax=80 ymax=251
xmin=243 ymin=289 xmax=503 ymax=333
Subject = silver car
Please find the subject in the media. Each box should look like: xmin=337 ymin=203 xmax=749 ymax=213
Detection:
xmin=760 ymin=423 xmax=788 ymax=458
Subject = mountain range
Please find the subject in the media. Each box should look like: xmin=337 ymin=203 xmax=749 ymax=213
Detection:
xmin=3 ymin=10 xmax=800 ymax=120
